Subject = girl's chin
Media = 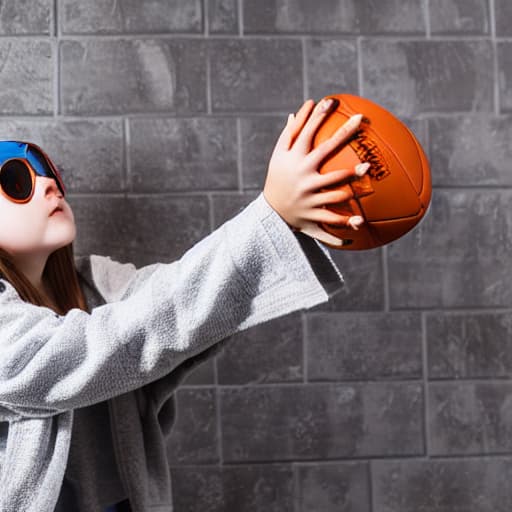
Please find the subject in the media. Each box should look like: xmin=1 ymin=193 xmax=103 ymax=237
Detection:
xmin=49 ymin=227 xmax=76 ymax=249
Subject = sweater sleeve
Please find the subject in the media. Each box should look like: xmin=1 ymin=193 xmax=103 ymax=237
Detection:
xmin=0 ymin=193 xmax=343 ymax=418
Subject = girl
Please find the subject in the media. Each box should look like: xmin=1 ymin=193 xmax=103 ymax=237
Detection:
xmin=0 ymin=98 xmax=367 ymax=512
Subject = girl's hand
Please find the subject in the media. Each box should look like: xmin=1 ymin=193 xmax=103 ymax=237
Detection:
xmin=263 ymin=98 xmax=369 ymax=247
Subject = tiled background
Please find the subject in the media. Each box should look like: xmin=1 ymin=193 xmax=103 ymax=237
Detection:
xmin=4 ymin=0 xmax=512 ymax=510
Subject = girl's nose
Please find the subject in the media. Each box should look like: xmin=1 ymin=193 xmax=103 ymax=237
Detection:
xmin=42 ymin=177 xmax=63 ymax=198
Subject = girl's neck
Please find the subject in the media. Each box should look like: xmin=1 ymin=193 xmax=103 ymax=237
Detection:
xmin=10 ymin=252 xmax=48 ymax=294
xmin=40 ymin=280 xmax=59 ymax=312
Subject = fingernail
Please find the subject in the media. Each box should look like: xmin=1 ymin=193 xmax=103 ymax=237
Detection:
xmin=320 ymin=98 xmax=333 ymax=113
xmin=348 ymin=215 xmax=364 ymax=230
xmin=348 ymin=113 xmax=363 ymax=128
xmin=355 ymin=162 xmax=370 ymax=177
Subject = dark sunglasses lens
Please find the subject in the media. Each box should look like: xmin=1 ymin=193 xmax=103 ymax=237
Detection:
xmin=0 ymin=160 xmax=32 ymax=200
xmin=27 ymin=146 xmax=65 ymax=196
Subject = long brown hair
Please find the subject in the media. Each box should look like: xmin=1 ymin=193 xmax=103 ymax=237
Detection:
xmin=0 ymin=243 xmax=88 ymax=316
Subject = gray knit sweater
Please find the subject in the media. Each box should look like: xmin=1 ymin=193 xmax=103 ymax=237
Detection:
xmin=0 ymin=193 xmax=344 ymax=512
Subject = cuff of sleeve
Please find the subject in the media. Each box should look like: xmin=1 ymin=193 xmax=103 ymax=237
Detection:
xmin=292 ymin=230 xmax=345 ymax=298
xmin=223 ymin=192 xmax=344 ymax=325
xmin=255 ymin=193 xmax=344 ymax=297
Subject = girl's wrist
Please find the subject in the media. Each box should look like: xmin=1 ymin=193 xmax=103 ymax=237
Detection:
xmin=262 ymin=189 xmax=299 ymax=232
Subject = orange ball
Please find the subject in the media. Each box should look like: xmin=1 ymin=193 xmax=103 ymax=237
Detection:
xmin=313 ymin=94 xmax=432 ymax=250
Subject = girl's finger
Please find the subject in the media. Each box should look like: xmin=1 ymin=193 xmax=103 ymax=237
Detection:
xmin=299 ymin=221 xmax=345 ymax=247
xmin=306 ymin=162 xmax=371 ymax=192
xmin=309 ymin=186 xmax=354 ymax=207
xmin=289 ymin=99 xmax=315 ymax=146
xmin=308 ymin=168 xmax=355 ymax=191
xmin=274 ymin=113 xmax=296 ymax=151
xmin=293 ymin=98 xmax=336 ymax=153
xmin=308 ymin=208 xmax=365 ymax=230
xmin=310 ymin=209 xmax=351 ymax=225
xmin=308 ymin=113 xmax=363 ymax=167
xmin=274 ymin=99 xmax=315 ymax=152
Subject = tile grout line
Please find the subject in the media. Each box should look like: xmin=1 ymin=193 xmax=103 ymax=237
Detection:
xmin=237 ymin=117 xmax=244 ymax=191
xmin=302 ymin=312 xmax=308 ymax=384
xmin=368 ymin=460 xmax=376 ymax=512
xmin=490 ymin=0 xmax=500 ymax=116
xmin=302 ymin=36 xmax=308 ymax=101
xmin=53 ymin=0 xmax=59 ymax=118
xmin=203 ymin=0 xmax=209 ymax=36
xmin=238 ymin=0 xmax=243 ymax=36
xmin=123 ymin=117 xmax=130 ymax=194
xmin=215 ymin=375 xmax=224 ymax=467
xmin=357 ymin=36 xmax=363 ymax=97
xmin=424 ymin=0 xmax=431 ymax=39
xmin=422 ymin=311 xmax=430 ymax=457
xmin=292 ymin=461 xmax=300 ymax=512
xmin=382 ymin=246 xmax=390 ymax=313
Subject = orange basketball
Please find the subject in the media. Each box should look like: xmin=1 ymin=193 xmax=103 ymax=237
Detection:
xmin=313 ymin=94 xmax=432 ymax=250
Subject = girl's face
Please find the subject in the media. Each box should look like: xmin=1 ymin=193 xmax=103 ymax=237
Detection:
xmin=0 ymin=175 xmax=76 ymax=258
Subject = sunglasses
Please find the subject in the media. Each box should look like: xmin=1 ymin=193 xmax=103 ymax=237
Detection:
xmin=0 ymin=141 xmax=66 ymax=204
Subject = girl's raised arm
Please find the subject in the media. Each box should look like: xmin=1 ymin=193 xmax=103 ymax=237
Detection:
xmin=0 ymin=191 xmax=342 ymax=419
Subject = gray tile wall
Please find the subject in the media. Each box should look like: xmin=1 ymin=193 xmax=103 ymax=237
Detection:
xmin=4 ymin=0 xmax=511 ymax=510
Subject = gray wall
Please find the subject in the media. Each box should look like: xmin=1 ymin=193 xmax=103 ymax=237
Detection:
xmin=3 ymin=0 xmax=512 ymax=510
